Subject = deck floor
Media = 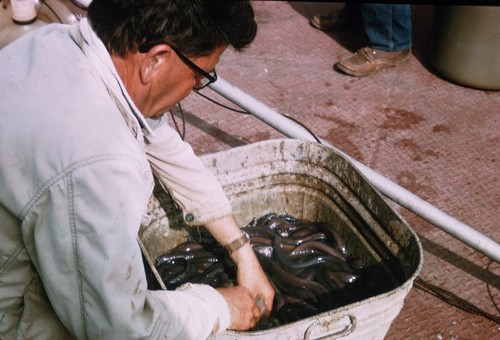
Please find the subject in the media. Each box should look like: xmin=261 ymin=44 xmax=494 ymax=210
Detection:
xmin=177 ymin=3 xmax=499 ymax=339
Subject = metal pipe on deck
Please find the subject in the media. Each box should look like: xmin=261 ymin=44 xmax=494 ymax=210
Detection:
xmin=209 ymin=77 xmax=500 ymax=263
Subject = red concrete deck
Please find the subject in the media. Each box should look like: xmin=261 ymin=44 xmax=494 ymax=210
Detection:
xmin=177 ymin=2 xmax=500 ymax=339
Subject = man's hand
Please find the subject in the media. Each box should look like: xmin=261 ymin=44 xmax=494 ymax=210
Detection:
xmin=230 ymin=243 xmax=274 ymax=317
xmin=204 ymin=215 xmax=275 ymax=318
xmin=216 ymin=286 xmax=262 ymax=330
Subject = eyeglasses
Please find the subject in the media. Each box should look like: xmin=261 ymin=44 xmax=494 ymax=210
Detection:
xmin=169 ymin=46 xmax=217 ymax=90
xmin=138 ymin=42 xmax=217 ymax=90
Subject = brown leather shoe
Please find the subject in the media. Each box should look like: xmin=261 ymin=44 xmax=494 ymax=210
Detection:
xmin=335 ymin=47 xmax=411 ymax=77
xmin=309 ymin=9 xmax=360 ymax=31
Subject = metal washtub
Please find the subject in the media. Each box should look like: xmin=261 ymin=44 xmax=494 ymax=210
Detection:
xmin=139 ymin=139 xmax=423 ymax=339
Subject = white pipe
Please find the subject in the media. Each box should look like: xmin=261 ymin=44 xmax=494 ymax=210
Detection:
xmin=209 ymin=77 xmax=500 ymax=263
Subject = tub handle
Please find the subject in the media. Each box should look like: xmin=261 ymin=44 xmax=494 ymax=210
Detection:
xmin=303 ymin=314 xmax=357 ymax=340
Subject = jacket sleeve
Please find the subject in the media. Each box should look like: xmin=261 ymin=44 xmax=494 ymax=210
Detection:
xmin=23 ymin=157 xmax=230 ymax=339
xmin=145 ymin=117 xmax=233 ymax=225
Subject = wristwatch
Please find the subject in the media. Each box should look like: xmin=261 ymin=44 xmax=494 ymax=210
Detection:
xmin=224 ymin=233 xmax=250 ymax=254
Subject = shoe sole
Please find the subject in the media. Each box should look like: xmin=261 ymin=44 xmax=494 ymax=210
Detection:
xmin=309 ymin=20 xmax=341 ymax=32
xmin=308 ymin=18 xmax=358 ymax=32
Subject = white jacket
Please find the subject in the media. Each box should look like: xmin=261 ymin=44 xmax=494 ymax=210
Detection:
xmin=0 ymin=19 xmax=232 ymax=339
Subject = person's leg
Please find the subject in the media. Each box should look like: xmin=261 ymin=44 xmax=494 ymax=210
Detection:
xmin=335 ymin=4 xmax=412 ymax=77
xmin=362 ymin=4 xmax=412 ymax=51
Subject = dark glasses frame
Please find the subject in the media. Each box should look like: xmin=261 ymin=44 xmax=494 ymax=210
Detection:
xmin=139 ymin=43 xmax=217 ymax=90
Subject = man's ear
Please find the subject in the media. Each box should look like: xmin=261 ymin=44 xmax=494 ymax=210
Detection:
xmin=139 ymin=44 xmax=171 ymax=84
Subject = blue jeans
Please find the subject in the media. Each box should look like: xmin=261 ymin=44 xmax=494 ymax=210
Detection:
xmin=361 ymin=4 xmax=412 ymax=51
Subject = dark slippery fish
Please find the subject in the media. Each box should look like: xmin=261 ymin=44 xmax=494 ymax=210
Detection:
xmin=154 ymin=212 xmax=398 ymax=330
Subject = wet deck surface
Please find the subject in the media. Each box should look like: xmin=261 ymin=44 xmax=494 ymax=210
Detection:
xmin=177 ymin=2 xmax=499 ymax=339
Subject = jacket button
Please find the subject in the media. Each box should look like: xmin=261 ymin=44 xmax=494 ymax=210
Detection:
xmin=185 ymin=213 xmax=194 ymax=222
